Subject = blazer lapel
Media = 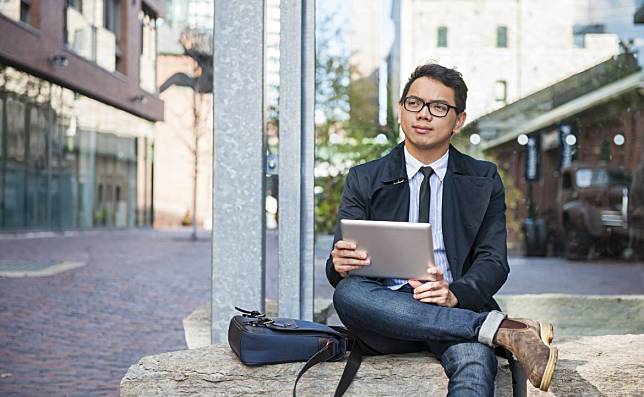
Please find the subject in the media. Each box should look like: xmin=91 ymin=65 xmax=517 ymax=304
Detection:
xmin=442 ymin=147 xmax=495 ymax=279
xmin=370 ymin=143 xmax=409 ymax=222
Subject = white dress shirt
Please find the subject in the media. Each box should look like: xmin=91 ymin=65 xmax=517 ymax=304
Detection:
xmin=384 ymin=146 xmax=454 ymax=289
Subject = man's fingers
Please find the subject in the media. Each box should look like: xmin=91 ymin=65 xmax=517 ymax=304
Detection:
xmin=407 ymin=279 xmax=423 ymax=288
xmin=336 ymin=265 xmax=363 ymax=273
xmin=419 ymin=297 xmax=449 ymax=306
xmin=426 ymin=265 xmax=444 ymax=281
xmin=335 ymin=240 xmax=357 ymax=250
xmin=337 ymin=257 xmax=370 ymax=266
xmin=333 ymin=248 xmax=368 ymax=260
xmin=410 ymin=281 xmax=444 ymax=293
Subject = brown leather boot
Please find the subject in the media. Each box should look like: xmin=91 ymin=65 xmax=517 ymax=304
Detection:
xmin=494 ymin=319 xmax=558 ymax=391
xmin=514 ymin=318 xmax=554 ymax=345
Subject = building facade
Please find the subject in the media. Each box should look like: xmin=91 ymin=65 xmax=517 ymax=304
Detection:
xmin=0 ymin=0 xmax=164 ymax=231
xmin=396 ymin=0 xmax=621 ymax=122
xmin=464 ymin=52 xmax=643 ymax=254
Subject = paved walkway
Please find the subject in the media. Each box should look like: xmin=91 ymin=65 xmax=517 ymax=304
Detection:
xmin=1 ymin=229 xmax=642 ymax=396
xmin=0 ymin=229 xmax=211 ymax=397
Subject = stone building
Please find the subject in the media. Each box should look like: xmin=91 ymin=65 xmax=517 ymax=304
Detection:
xmin=393 ymin=0 xmax=621 ymax=122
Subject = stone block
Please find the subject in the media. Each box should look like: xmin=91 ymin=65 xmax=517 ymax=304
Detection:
xmin=120 ymin=335 xmax=644 ymax=396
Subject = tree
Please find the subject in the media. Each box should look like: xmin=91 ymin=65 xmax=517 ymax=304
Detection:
xmin=160 ymin=28 xmax=212 ymax=240
xmin=314 ymin=13 xmax=398 ymax=234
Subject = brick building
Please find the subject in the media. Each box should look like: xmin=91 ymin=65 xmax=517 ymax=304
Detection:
xmin=0 ymin=0 xmax=164 ymax=231
xmin=463 ymin=52 xmax=643 ymax=252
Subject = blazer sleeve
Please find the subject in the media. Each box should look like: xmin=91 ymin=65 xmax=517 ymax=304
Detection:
xmin=326 ymin=167 xmax=369 ymax=288
xmin=448 ymin=170 xmax=510 ymax=311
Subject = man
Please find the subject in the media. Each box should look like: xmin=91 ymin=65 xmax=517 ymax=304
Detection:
xmin=326 ymin=63 xmax=557 ymax=395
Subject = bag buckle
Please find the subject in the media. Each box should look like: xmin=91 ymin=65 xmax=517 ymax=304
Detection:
xmin=235 ymin=306 xmax=266 ymax=319
xmin=235 ymin=307 xmax=275 ymax=327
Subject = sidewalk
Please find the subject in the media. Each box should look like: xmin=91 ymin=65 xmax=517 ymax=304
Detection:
xmin=0 ymin=229 xmax=211 ymax=397
xmin=0 ymin=229 xmax=642 ymax=396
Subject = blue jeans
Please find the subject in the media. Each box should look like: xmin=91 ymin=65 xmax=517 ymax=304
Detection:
xmin=333 ymin=276 xmax=498 ymax=397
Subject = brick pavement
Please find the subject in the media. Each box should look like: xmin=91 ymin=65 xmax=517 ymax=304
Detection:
xmin=0 ymin=230 xmax=211 ymax=397
xmin=1 ymin=229 xmax=642 ymax=396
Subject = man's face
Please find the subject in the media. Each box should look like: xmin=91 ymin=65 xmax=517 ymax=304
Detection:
xmin=398 ymin=77 xmax=466 ymax=160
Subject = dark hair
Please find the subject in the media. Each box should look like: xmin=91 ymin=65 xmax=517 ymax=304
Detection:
xmin=399 ymin=63 xmax=468 ymax=114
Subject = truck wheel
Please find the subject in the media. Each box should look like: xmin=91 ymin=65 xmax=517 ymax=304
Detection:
xmin=565 ymin=227 xmax=591 ymax=260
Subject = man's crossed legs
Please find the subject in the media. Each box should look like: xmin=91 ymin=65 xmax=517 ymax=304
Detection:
xmin=333 ymin=276 xmax=557 ymax=396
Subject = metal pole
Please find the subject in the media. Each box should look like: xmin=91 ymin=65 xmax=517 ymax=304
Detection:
xmin=301 ymin=0 xmax=315 ymax=321
xmin=211 ymin=0 xmax=266 ymax=344
xmin=278 ymin=0 xmax=315 ymax=320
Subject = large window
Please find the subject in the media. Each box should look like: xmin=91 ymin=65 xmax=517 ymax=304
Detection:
xmin=65 ymin=0 xmax=117 ymax=72
xmin=0 ymin=65 xmax=153 ymax=231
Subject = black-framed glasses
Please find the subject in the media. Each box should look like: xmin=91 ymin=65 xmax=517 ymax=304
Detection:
xmin=402 ymin=96 xmax=457 ymax=117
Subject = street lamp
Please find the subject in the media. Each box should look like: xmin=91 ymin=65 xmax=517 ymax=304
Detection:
xmin=469 ymin=133 xmax=481 ymax=145
xmin=614 ymin=133 xmax=625 ymax=146
xmin=517 ymin=134 xmax=528 ymax=145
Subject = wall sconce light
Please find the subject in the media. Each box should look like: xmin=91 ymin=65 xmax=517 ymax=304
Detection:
xmin=132 ymin=94 xmax=148 ymax=105
xmin=49 ymin=54 xmax=69 ymax=67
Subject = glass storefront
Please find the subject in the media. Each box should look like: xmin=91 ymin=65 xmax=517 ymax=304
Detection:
xmin=0 ymin=64 xmax=154 ymax=231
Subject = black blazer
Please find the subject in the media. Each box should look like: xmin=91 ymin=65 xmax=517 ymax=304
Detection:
xmin=326 ymin=142 xmax=509 ymax=313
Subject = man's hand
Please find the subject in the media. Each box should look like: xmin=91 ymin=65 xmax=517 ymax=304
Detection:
xmin=408 ymin=264 xmax=458 ymax=307
xmin=331 ymin=240 xmax=370 ymax=278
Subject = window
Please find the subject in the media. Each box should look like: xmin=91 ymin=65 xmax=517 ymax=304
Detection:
xmin=437 ymin=26 xmax=447 ymax=48
xmin=573 ymin=24 xmax=604 ymax=49
xmin=104 ymin=0 xmax=122 ymax=72
xmin=495 ymin=80 xmax=507 ymax=102
xmin=19 ymin=0 xmax=30 ymax=25
xmin=0 ymin=0 xmax=31 ymax=24
xmin=496 ymin=26 xmax=507 ymax=48
xmin=562 ymin=172 xmax=572 ymax=190
xmin=6 ymin=97 xmax=25 ymax=163
xmin=139 ymin=6 xmax=157 ymax=92
xmin=66 ymin=0 xmax=82 ymax=12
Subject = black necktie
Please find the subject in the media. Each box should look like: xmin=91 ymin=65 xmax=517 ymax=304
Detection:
xmin=418 ymin=166 xmax=434 ymax=223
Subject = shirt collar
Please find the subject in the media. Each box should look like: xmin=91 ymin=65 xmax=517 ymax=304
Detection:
xmin=404 ymin=146 xmax=449 ymax=182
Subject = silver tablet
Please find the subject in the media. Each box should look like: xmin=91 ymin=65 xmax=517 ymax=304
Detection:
xmin=340 ymin=219 xmax=435 ymax=280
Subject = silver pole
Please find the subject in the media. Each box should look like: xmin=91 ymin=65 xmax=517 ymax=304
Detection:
xmin=211 ymin=0 xmax=265 ymax=344
xmin=301 ymin=0 xmax=315 ymax=321
xmin=278 ymin=0 xmax=315 ymax=320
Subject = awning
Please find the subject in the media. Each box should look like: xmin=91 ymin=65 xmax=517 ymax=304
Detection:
xmin=480 ymin=71 xmax=644 ymax=151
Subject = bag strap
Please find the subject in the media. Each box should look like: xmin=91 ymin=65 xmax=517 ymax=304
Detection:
xmin=292 ymin=339 xmax=339 ymax=397
xmin=333 ymin=338 xmax=363 ymax=397
xmin=292 ymin=335 xmax=364 ymax=397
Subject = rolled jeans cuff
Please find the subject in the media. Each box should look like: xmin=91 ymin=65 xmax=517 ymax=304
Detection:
xmin=478 ymin=310 xmax=507 ymax=347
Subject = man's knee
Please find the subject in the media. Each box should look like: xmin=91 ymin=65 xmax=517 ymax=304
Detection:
xmin=441 ymin=342 xmax=498 ymax=378
xmin=332 ymin=276 xmax=380 ymax=324
xmin=332 ymin=277 xmax=360 ymax=316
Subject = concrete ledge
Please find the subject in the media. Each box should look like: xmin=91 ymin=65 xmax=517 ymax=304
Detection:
xmin=120 ymin=345 xmax=511 ymax=396
xmin=183 ymin=295 xmax=644 ymax=349
xmin=121 ymin=335 xmax=644 ymax=396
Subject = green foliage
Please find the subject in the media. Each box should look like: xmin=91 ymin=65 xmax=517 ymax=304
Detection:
xmin=314 ymin=15 xmax=398 ymax=234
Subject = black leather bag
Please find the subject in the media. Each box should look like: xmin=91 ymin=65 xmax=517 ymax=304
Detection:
xmin=228 ymin=307 xmax=364 ymax=397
